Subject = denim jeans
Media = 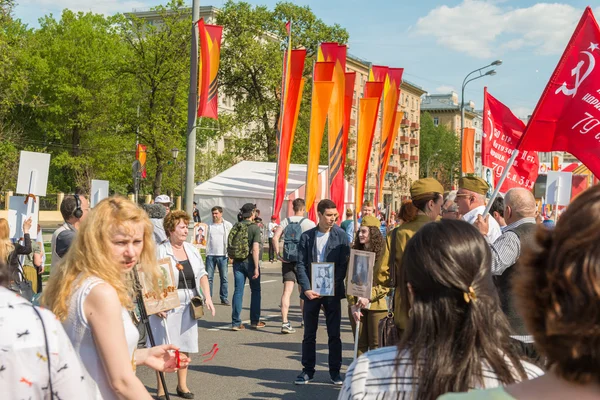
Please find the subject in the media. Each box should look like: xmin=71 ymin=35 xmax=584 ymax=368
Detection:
xmin=206 ymin=255 xmax=229 ymax=303
xmin=302 ymin=296 xmax=342 ymax=377
xmin=231 ymin=259 xmax=261 ymax=327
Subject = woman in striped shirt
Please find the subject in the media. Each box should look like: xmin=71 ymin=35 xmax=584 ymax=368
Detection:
xmin=339 ymin=220 xmax=542 ymax=400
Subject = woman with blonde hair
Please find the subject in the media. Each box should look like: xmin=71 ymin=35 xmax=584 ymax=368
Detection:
xmin=0 ymin=216 xmax=32 ymax=283
xmin=149 ymin=210 xmax=215 ymax=399
xmin=44 ymin=197 xmax=187 ymax=400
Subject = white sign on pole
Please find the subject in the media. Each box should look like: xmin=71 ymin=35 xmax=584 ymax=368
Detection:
xmin=16 ymin=151 xmax=51 ymax=197
xmin=545 ymin=171 xmax=572 ymax=207
xmin=90 ymin=179 xmax=109 ymax=208
xmin=8 ymin=196 xmax=39 ymax=240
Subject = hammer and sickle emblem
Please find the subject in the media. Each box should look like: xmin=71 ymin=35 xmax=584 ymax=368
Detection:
xmin=555 ymin=51 xmax=595 ymax=97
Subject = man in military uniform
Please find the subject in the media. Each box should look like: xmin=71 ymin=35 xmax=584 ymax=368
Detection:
xmin=455 ymin=176 xmax=502 ymax=243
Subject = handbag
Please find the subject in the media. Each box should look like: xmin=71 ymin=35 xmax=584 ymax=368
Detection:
xmin=189 ymin=295 xmax=205 ymax=320
xmin=9 ymin=264 xmax=35 ymax=302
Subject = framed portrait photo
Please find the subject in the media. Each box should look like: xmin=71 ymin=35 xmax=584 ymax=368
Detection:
xmin=137 ymin=258 xmax=180 ymax=315
xmin=192 ymin=222 xmax=208 ymax=248
xmin=311 ymin=262 xmax=335 ymax=297
xmin=346 ymin=249 xmax=375 ymax=298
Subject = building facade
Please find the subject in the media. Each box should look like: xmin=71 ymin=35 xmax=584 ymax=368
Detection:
xmin=420 ymin=92 xmax=478 ymax=134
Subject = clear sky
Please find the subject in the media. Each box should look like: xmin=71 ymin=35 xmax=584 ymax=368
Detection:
xmin=13 ymin=0 xmax=598 ymax=118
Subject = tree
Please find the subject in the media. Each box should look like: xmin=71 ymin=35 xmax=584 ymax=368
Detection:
xmin=117 ymin=0 xmax=191 ymax=197
xmin=217 ymin=1 xmax=348 ymax=165
xmin=419 ymin=112 xmax=460 ymax=189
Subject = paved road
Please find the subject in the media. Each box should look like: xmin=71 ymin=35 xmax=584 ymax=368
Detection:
xmin=137 ymin=261 xmax=355 ymax=400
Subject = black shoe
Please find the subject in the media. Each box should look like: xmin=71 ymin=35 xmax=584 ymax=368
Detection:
xmin=221 ymin=300 xmax=231 ymax=306
xmin=294 ymin=371 xmax=313 ymax=385
xmin=330 ymin=372 xmax=343 ymax=385
xmin=176 ymin=386 xmax=194 ymax=399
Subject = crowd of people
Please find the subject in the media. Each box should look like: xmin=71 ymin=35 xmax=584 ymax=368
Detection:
xmin=1 ymin=175 xmax=599 ymax=399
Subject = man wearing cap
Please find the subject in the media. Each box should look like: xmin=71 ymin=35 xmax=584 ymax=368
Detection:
xmin=153 ymin=195 xmax=172 ymax=245
xmin=456 ymin=177 xmax=502 ymax=243
xmin=231 ymin=203 xmax=265 ymax=330
xmin=192 ymin=201 xmax=201 ymax=223
xmin=388 ymin=178 xmax=444 ymax=330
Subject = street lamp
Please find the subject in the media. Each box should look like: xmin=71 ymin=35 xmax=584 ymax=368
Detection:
xmin=171 ymin=147 xmax=183 ymax=199
xmin=459 ymin=60 xmax=502 ymax=177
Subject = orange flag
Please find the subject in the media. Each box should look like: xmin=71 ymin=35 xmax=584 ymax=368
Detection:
xmin=135 ymin=144 xmax=147 ymax=179
xmin=305 ymin=62 xmax=335 ymax=219
xmin=197 ymin=18 xmax=223 ymax=119
xmin=462 ymin=127 xmax=475 ymax=174
xmin=355 ymin=81 xmax=384 ymax=212
xmin=273 ymin=49 xmax=306 ymax=221
xmin=377 ymin=68 xmax=404 ymax=203
xmin=318 ymin=42 xmax=347 ymax=210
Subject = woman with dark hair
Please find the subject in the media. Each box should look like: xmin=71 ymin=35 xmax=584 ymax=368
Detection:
xmin=441 ymin=185 xmax=600 ymax=399
xmin=387 ymin=177 xmax=444 ymax=330
xmin=339 ymin=220 xmax=542 ymax=400
xmin=347 ymin=215 xmax=390 ymax=356
xmin=397 ymin=199 xmax=418 ymax=226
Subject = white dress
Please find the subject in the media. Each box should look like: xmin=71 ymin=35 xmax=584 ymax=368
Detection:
xmin=148 ymin=241 xmax=208 ymax=353
xmin=63 ymin=276 xmax=139 ymax=400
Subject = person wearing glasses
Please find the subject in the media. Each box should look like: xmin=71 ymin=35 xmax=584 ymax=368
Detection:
xmin=441 ymin=191 xmax=461 ymax=220
xmin=455 ymin=177 xmax=502 ymax=243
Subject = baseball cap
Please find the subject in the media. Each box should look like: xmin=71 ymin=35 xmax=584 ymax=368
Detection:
xmin=240 ymin=203 xmax=256 ymax=218
xmin=155 ymin=195 xmax=172 ymax=205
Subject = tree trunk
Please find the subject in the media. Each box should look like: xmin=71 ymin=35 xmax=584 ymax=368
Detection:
xmin=72 ymin=125 xmax=81 ymax=157
xmin=153 ymin=154 xmax=164 ymax=198
xmin=265 ymin=111 xmax=276 ymax=162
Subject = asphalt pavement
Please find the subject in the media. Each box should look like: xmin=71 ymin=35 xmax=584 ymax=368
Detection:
xmin=137 ymin=261 xmax=356 ymax=400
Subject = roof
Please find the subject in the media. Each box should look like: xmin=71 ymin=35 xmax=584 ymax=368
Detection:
xmin=194 ymin=160 xmax=327 ymax=199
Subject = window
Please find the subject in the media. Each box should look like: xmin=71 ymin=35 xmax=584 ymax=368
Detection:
xmin=433 ymin=117 xmax=439 ymax=127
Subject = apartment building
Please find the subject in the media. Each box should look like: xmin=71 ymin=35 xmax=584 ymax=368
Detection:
xmin=420 ymin=92 xmax=478 ymax=134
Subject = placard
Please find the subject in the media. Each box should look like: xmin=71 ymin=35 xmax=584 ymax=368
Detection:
xmin=16 ymin=151 xmax=51 ymax=197
xmin=482 ymin=166 xmax=495 ymax=199
xmin=193 ymin=222 xmax=208 ymax=248
xmin=346 ymin=249 xmax=375 ymax=298
xmin=8 ymin=196 xmax=39 ymax=240
xmin=137 ymin=258 xmax=180 ymax=315
xmin=545 ymin=171 xmax=572 ymax=207
xmin=311 ymin=262 xmax=335 ymax=296
xmin=90 ymin=179 xmax=109 ymax=208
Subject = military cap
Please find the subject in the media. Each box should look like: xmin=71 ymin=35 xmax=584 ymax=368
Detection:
xmin=458 ymin=176 xmax=490 ymax=195
xmin=410 ymin=178 xmax=444 ymax=198
xmin=360 ymin=215 xmax=381 ymax=228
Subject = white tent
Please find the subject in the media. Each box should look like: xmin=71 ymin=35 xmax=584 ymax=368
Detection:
xmin=193 ymin=161 xmax=355 ymax=224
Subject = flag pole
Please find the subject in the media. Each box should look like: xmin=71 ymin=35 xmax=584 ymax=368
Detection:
xmin=483 ymin=150 xmax=518 ymax=216
xmin=271 ymin=19 xmax=292 ymax=218
xmin=185 ymin=0 xmax=200 ymax=219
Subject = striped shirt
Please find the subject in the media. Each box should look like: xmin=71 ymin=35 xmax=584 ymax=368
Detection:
xmin=338 ymin=346 xmax=543 ymax=400
xmin=489 ymin=217 xmax=536 ymax=343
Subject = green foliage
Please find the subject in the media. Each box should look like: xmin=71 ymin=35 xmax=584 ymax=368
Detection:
xmin=419 ymin=112 xmax=460 ymax=189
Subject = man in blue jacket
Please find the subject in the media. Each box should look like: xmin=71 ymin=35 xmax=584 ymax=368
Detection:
xmin=294 ymin=199 xmax=350 ymax=386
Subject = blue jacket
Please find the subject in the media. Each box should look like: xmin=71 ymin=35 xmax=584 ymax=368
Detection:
xmin=296 ymin=225 xmax=350 ymax=300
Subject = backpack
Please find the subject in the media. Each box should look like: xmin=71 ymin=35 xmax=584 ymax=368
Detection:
xmin=282 ymin=218 xmax=305 ymax=262
xmin=227 ymin=221 xmax=251 ymax=260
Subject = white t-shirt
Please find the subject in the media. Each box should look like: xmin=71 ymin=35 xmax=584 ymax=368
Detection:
xmin=279 ymin=215 xmax=316 ymax=233
xmin=267 ymin=222 xmax=278 ymax=238
xmin=315 ymin=230 xmax=330 ymax=262
xmin=206 ymin=223 xmax=226 ymax=256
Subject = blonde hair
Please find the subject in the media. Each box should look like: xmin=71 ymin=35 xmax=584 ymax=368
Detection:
xmin=43 ymin=196 xmax=161 ymax=321
xmin=0 ymin=219 xmax=14 ymax=264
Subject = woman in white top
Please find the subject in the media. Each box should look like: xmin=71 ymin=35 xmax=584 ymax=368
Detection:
xmin=339 ymin=219 xmax=543 ymax=400
xmin=1 ymin=259 xmax=95 ymax=399
xmin=149 ymin=210 xmax=215 ymax=399
xmin=44 ymin=196 xmax=188 ymax=400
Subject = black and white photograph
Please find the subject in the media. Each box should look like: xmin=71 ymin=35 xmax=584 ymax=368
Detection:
xmin=311 ymin=262 xmax=335 ymax=296
xmin=346 ymin=249 xmax=375 ymax=298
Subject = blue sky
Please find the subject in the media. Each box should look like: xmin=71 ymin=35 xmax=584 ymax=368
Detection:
xmin=13 ymin=0 xmax=597 ymax=118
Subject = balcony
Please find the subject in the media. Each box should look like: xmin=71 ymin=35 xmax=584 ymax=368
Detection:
xmin=392 ymin=148 xmax=400 ymax=156
xmin=401 ymin=118 xmax=410 ymax=127
xmin=400 ymin=153 xmax=409 ymax=161
xmin=347 ymin=159 xmax=356 ymax=167
xmin=411 ymin=122 xmax=420 ymax=130
xmin=399 ymin=135 xmax=410 ymax=144
xmin=410 ymin=155 xmax=418 ymax=163
xmin=410 ymin=138 xmax=419 ymax=147
xmin=388 ymin=166 xmax=399 ymax=174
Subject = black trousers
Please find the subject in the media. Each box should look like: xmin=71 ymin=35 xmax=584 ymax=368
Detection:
xmin=301 ymin=296 xmax=342 ymax=376
xmin=268 ymin=238 xmax=275 ymax=261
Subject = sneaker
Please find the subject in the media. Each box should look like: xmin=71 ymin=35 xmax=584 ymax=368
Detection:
xmin=294 ymin=372 xmax=313 ymax=385
xmin=250 ymin=321 xmax=266 ymax=329
xmin=231 ymin=324 xmax=245 ymax=331
xmin=281 ymin=322 xmax=296 ymax=334
xmin=330 ymin=372 xmax=343 ymax=385
xmin=221 ymin=300 xmax=231 ymax=306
